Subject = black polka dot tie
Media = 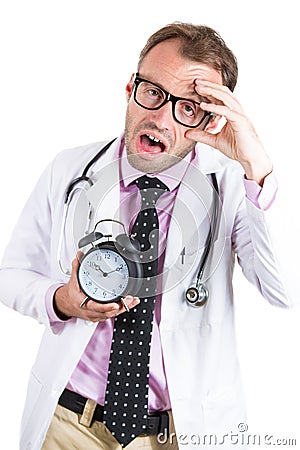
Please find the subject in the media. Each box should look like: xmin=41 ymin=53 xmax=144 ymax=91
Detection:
xmin=103 ymin=175 xmax=169 ymax=447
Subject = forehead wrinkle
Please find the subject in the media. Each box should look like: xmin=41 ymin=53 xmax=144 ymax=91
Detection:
xmin=140 ymin=39 xmax=222 ymax=93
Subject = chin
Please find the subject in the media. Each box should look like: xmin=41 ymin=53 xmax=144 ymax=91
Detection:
xmin=127 ymin=152 xmax=180 ymax=174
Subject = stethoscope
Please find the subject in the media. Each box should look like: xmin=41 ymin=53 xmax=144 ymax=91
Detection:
xmin=57 ymin=138 xmax=117 ymax=276
xmin=57 ymin=138 xmax=220 ymax=307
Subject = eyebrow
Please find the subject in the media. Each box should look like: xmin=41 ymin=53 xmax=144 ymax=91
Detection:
xmin=138 ymin=73 xmax=207 ymax=104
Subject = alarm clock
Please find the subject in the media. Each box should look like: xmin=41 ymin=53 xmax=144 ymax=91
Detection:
xmin=77 ymin=220 xmax=143 ymax=303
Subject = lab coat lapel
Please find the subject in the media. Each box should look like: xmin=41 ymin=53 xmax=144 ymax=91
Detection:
xmin=163 ymin=145 xmax=222 ymax=291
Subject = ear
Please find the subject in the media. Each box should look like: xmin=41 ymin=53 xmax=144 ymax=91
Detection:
xmin=125 ymin=73 xmax=135 ymax=102
xmin=204 ymin=114 xmax=226 ymax=134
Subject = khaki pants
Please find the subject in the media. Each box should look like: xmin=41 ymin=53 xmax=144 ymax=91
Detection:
xmin=42 ymin=404 xmax=179 ymax=450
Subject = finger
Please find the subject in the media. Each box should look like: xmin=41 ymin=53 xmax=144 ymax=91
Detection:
xmin=71 ymin=251 xmax=84 ymax=271
xmin=185 ymin=128 xmax=217 ymax=147
xmin=69 ymin=257 xmax=82 ymax=291
xmin=200 ymin=101 xmax=243 ymax=126
xmin=71 ymin=256 xmax=80 ymax=272
xmin=118 ymin=295 xmax=140 ymax=313
xmin=88 ymin=301 xmax=120 ymax=314
xmin=81 ymin=297 xmax=141 ymax=322
xmin=195 ymin=80 xmax=243 ymax=113
xmin=76 ymin=251 xmax=84 ymax=262
xmin=82 ymin=301 xmax=120 ymax=321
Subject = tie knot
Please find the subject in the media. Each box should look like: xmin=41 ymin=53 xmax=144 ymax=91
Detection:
xmin=134 ymin=175 xmax=169 ymax=205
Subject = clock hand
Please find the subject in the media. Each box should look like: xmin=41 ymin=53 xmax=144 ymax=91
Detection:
xmin=85 ymin=270 xmax=123 ymax=297
xmin=88 ymin=261 xmax=108 ymax=277
xmin=106 ymin=265 xmax=124 ymax=275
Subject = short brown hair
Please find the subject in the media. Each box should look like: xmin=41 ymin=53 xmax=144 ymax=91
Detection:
xmin=138 ymin=22 xmax=238 ymax=91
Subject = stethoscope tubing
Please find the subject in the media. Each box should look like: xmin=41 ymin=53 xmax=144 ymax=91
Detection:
xmin=58 ymin=138 xmax=220 ymax=308
xmin=195 ymin=172 xmax=219 ymax=285
xmin=64 ymin=138 xmax=117 ymax=204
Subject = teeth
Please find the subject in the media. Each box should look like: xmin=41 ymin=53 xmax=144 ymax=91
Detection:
xmin=147 ymin=134 xmax=161 ymax=143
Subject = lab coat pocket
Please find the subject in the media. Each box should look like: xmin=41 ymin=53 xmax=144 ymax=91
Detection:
xmin=20 ymin=371 xmax=43 ymax=436
xmin=183 ymin=235 xmax=230 ymax=289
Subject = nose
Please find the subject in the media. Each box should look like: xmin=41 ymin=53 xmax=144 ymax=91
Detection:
xmin=149 ymin=100 xmax=174 ymax=130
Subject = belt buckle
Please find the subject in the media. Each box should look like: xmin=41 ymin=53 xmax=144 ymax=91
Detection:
xmin=158 ymin=411 xmax=169 ymax=438
xmin=146 ymin=411 xmax=169 ymax=437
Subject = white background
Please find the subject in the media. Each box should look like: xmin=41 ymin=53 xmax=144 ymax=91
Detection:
xmin=0 ymin=0 xmax=299 ymax=448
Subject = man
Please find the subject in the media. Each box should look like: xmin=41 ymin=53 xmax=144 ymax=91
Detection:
xmin=0 ymin=22 xmax=291 ymax=450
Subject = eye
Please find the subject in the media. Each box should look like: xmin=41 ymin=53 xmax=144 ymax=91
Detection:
xmin=144 ymin=86 xmax=164 ymax=103
xmin=179 ymin=101 xmax=196 ymax=118
xmin=137 ymin=81 xmax=165 ymax=107
xmin=182 ymin=103 xmax=196 ymax=117
xmin=148 ymin=88 xmax=161 ymax=98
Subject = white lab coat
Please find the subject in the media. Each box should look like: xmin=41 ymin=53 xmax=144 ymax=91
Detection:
xmin=0 ymin=135 xmax=292 ymax=450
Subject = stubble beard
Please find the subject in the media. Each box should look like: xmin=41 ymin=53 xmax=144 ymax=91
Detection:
xmin=124 ymin=112 xmax=195 ymax=174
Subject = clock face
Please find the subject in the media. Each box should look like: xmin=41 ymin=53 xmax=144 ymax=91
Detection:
xmin=78 ymin=247 xmax=130 ymax=302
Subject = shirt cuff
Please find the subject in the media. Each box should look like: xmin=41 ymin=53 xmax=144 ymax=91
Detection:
xmin=45 ymin=283 xmax=66 ymax=323
xmin=243 ymin=172 xmax=278 ymax=210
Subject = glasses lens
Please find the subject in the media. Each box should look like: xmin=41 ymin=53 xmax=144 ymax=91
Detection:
xmin=135 ymin=81 xmax=166 ymax=109
xmin=175 ymin=100 xmax=206 ymax=127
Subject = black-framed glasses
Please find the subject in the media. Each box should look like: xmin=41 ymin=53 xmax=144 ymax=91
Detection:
xmin=133 ymin=73 xmax=214 ymax=129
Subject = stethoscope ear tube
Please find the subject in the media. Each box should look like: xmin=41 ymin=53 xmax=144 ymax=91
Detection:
xmin=64 ymin=138 xmax=118 ymax=204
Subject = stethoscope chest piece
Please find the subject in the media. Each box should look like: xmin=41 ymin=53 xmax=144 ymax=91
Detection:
xmin=185 ymin=284 xmax=209 ymax=307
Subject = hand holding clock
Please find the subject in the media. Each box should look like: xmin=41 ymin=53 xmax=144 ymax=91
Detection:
xmin=54 ymin=255 xmax=140 ymax=322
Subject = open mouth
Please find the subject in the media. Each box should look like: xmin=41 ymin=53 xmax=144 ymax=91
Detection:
xmin=138 ymin=133 xmax=166 ymax=155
